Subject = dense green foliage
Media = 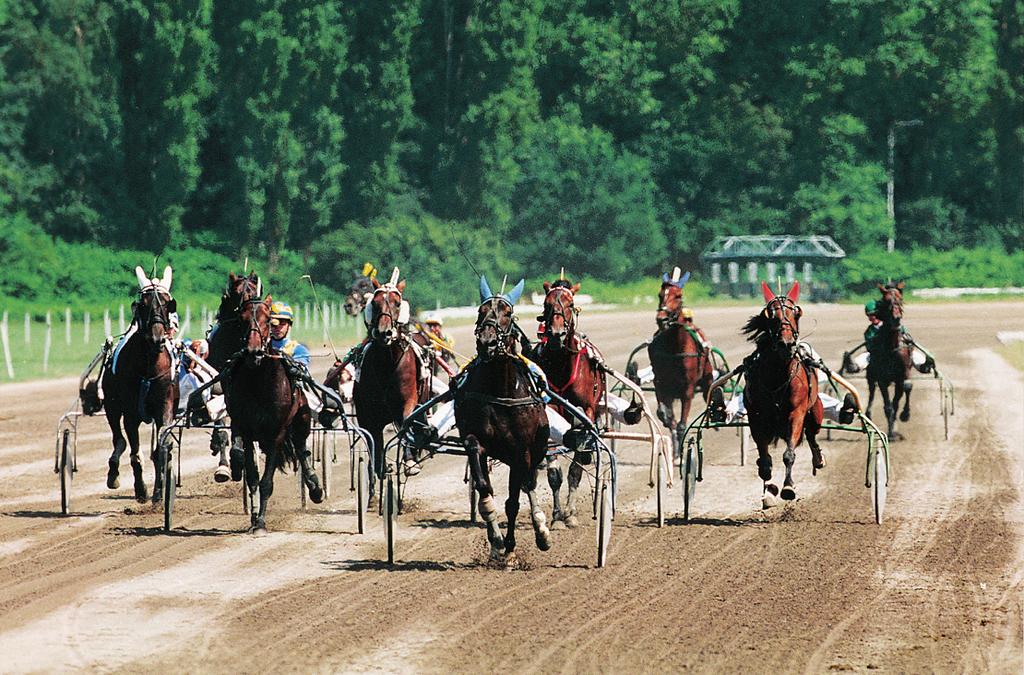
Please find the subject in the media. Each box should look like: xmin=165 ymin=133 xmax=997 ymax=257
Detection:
xmin=1 ymin=0 xmax=1021 ymax=307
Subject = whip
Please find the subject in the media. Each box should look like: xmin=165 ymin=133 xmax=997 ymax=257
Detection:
xmin=301 ymin=274 xmax=340 ymax=361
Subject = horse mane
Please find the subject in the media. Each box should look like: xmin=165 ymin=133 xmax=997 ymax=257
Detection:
xmin=550 ymin=279 xmax=574 ymax=291
xmin=741 ymin=312 xmax=770 ymax=344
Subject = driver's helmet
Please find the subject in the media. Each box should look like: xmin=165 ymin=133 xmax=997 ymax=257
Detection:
xmin=863 ymin=300 xmax=877 ymax=316
xmin=270 ymin=302 xmax=294 ymax=325
xmin=681 ymin=307 xmax=694 ymax=321
xmin=423 ymin=312 xmax=443 ymax=327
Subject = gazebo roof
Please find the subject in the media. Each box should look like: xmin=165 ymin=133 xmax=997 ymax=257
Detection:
xmin=700 ymin=235 xmax=846 ymax=261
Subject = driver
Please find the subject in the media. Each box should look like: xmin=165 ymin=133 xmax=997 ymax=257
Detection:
xmin=269 ymin=302 xmax=310 ymax=366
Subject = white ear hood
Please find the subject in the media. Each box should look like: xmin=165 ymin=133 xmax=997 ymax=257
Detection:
xmin=135 ymin=266 xmax=150 ymax=290
xmin=160 ymin=266 xmax=173 ymax=291
xmin=388 ymin=267 xmax=400 ymax=286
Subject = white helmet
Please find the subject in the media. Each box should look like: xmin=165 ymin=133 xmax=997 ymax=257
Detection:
xmin=423 ymin=312 xmax=443 ymax=327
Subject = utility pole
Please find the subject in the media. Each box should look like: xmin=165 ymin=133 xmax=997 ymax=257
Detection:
xmin=887 ymin=119 xmax=923 ymax=252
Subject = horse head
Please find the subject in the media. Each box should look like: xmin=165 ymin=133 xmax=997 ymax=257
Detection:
xmin=344 ymin=263 xmax=378 ymax=317
xmin=133 ymin=266 xmax=176 ymax=345
xmin=367 ymin=269 xmax=406 ymax=343
xmin=656 ymin=268 xmax=690 ymax=327
xmin=240 ymin=295 xmax=272 ymax=366
xmin=876 ymin=281 xmax=905 ymax=328
xmin=540 ymin=278 xmax=580 ymax=349
xmin=221 ymin=271 xmax=262 ymax=321
xmin=475 ymin=275 xmax=524 ymax=360
xmin=743 ymin=281 xmax=802 ymax=355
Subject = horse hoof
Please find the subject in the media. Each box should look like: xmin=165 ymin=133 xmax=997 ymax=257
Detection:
xmin=780 ymin=486 xmax=797 ymax=501
xmin=404 ymin=460 xmax=421 ymax=477
xmin=899 ymin=410 xmax=910 ymax=422
xmin=762 ymin=493 xmax=780 ymax=509
xmin=551 ymin=520 xmax=567 ymax=531
xmin=214 ymin=464 xmax=231 ymax=483
xmin=134 ymin=484 xmax=148 ymax=503
xmin=536 ymin=528 xmax=552 ymax=551
xmin=564 ymin=514 xmax=580 ymax=529
xmin=250 ymin=526 xmax=268 ymax=536
xmin=151 ymin=489 xmax=163 ymax=504
xmin=764 ymin=483 xmax=779 ymax=496
xmin=107 ymin=473 xmax=120 ymax=490
xmin=308 ymin=485 xmax=324 ymax=504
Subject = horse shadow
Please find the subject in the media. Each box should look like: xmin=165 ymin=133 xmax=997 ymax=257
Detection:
xmin=4 ymin=510 xmax=104 ymax=519
xmin=323 ymin=558 xmax=476 ymax=572
xmin=111 ymin=525 xmax=237 ymax=537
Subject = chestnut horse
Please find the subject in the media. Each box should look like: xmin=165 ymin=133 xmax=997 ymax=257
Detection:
xmin=533 ymin=278 xmax=605 ymax=527
xmin=226 ymin=295 xmax=323 ymax=533
xmin=742 ymin=281 xmax=824 ymax=505
xmin=103 ymin=266 xmax=179 ymax=503
xmin=457 ymin=277 xmax=551 ymax=559
xmin=649 ymin=270 xmax=714 ymax=437
xmin=866 ymin=282 xmax=913 ymax=440
xmin=352 ymin=271 xmax=429 ymax=493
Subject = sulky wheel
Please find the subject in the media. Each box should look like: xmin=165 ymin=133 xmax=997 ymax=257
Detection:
xmin=163 ymin=443 xmax=175 ymax=532
xmin=59 ymin=429 xmax=73 ymax=515
xmin=656 ymin=450 xmax=665 ymax=528
xmin=596 ymin=479 xmax=612 ymax=568
xmin=873 ymin=442 xmax=888 ymax=525
xmin=356 ymin=453 xmax=367 ymax=535
xmin=683 ymin=439 xmax=698 ymax=523
xmin=384 ymin=471 xmax=396 ymax=565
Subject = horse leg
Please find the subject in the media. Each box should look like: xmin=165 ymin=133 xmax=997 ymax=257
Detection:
xmin=546 ymin=459 xmax=564 ymax=525
xmin=563 ymin=457 xmax=584 ymax=528
xmin=292 ymin=418 xmax=323 ymax=504
xmin=751 ymin=427 xmax=779 ymax=508
xmin=780 ymin=440 xmax=798 ymax=501
xmin=866 ymin=378 xmax=876 ymax=420
xmin=243 ymin=439 xmax=260 ymax=528
xmin=212 ymin=422 xmax=231 ymax=483
xmin=525 ymin=467 xmax=552 ymax=551
xmin=879 ymin=382 xmax=898 ymax=441
xmin=253 ymin=441 xmax=279 ymax=534
xmin=899 ymin=380 xmax=913 ymax=422
xmin=504 ymin=468 xmax=522 ymax=556
xmin=805 ymin=400 xmax=826 ymax=474
xmin=104 ymin=408 xmax=127 ymax=490
xmin=466 ymin=434 xmax=503 ymax=558
xmin=123 ymin=418 xmax=148 ymax=503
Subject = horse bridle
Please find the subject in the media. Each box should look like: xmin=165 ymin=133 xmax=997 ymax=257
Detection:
xmin=656 ymin=286 xmax=684 ymax=331
xmin=217 ymin=277 xmax=261 ymax=325
xmin=241 ymin=297 xmax=270 ymax=354
xmin=763 ymin=296 xmax=801 ymax=344
xmin=542 ymin=286 xmax=578 ymax=344
xmin=476 ymin=297 xmax=518 ymax=360
xmin=369 ymin=286 xmax=403 ymax=343
xmin=136 ymin=287 xmax=175 ymax=332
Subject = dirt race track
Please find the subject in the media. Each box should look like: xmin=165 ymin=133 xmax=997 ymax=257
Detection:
xmin=1 ymin=301 xmax=1022 ymax=673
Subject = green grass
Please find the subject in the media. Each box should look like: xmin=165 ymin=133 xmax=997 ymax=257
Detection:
xmin=997 ymin=342 xmax=1024 ymax=373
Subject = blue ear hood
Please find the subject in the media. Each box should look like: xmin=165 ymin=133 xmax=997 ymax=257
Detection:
xmin=506 ymin=279 xmax=525 ymax=305
xmin=479 ymin=275 xmax=493 ymax=303
xmin=661 ymin=270 xmax=691 ymax=288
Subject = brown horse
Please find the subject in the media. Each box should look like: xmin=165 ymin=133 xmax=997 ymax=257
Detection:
xmin=457 ymin=277 xmax=551 ymax=559
xmin=742 ymin=281 xmax=825 ymax=505
xmin=533 ymin=278 xmax=606 ymax=527
xmin=649 ymin=270 xmax=714 ymax=437
xmin=202 ymin=271 xmax=263 ymax=480
xmin=866 ymin=282 xmax=914 ymax=440
xmin=103 ymin=266 xmax=179 ymax=503
xmin=352 ymin=272 xmax=429 ymax=493
xmin=225 ymin=295 xmax=323 ymax=533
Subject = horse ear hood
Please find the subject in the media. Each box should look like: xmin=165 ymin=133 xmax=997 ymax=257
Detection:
xmin=161 ymin=266 xmax=173 ymax=291
xmin=134 ymin=266 xmax=149 ymax=290
xmin=506 ymin=279 xmax=525 ymax=305
xmin=786 ymin=280 xmax=800 ymax=302
xmin=761 ymin=281 xmax=775 ymax=303
xmin=479 ymin=275 xmax=493 ymax=303
xmin=677 ymin=271 xmax=691 ymax=288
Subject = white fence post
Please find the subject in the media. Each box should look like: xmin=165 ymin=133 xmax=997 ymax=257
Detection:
xmin=305 ymin=303 xmax=312 ymax=329
xmin=1 ymin=312 xmax=14 ymax=379
xmin=65 ymin=307 xmax=71 ymax=345
xmin=104 ymin=309 xmax=111 ymax=338
xmin=84 ymin=311 xmax=91 ymax=344
xmin=43 ymin=311 xmax=52 ymax=373
xmin=182 ymin=305 xmax=191 ymax=336
xmin=118 ymin=304 xmax=125 ymax=333
xmin=24 ymin=312 xmax=30 ymax=344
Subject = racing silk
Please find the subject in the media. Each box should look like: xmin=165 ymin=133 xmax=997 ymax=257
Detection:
xmin=272 ymin=336 xmax=310 ymax=367
xmin=865 ymin=322 xmax=909 ymax=354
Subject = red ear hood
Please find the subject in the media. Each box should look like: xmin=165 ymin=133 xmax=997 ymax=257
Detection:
xmin=761 ymin=282 xmax=775 ymax=303
xmin=786 ymin=281 xmax=800 ymax=302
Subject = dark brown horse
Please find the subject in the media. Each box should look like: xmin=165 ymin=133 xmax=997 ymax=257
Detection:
xmin=202 ymin=272 xmax=263 ymax=480
xmin=457 ymin=277 xmax=551 ymax=559
xmin=866 ymin=282 xmax=914 ymax=441
xmin=742 ymin=281 xmax=825 ymax=505
xmin=225 ymin=295 xmax=323 ymax=533
xmin=103 ymin=266 xmax=179 ymax=503
xmin=533 ymin=278 xmax=605 ymax=527
xmin=649 ymin=270 xmax=714 ymax=436
xmin=352 ymin=272 xmax=429 ymax=493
